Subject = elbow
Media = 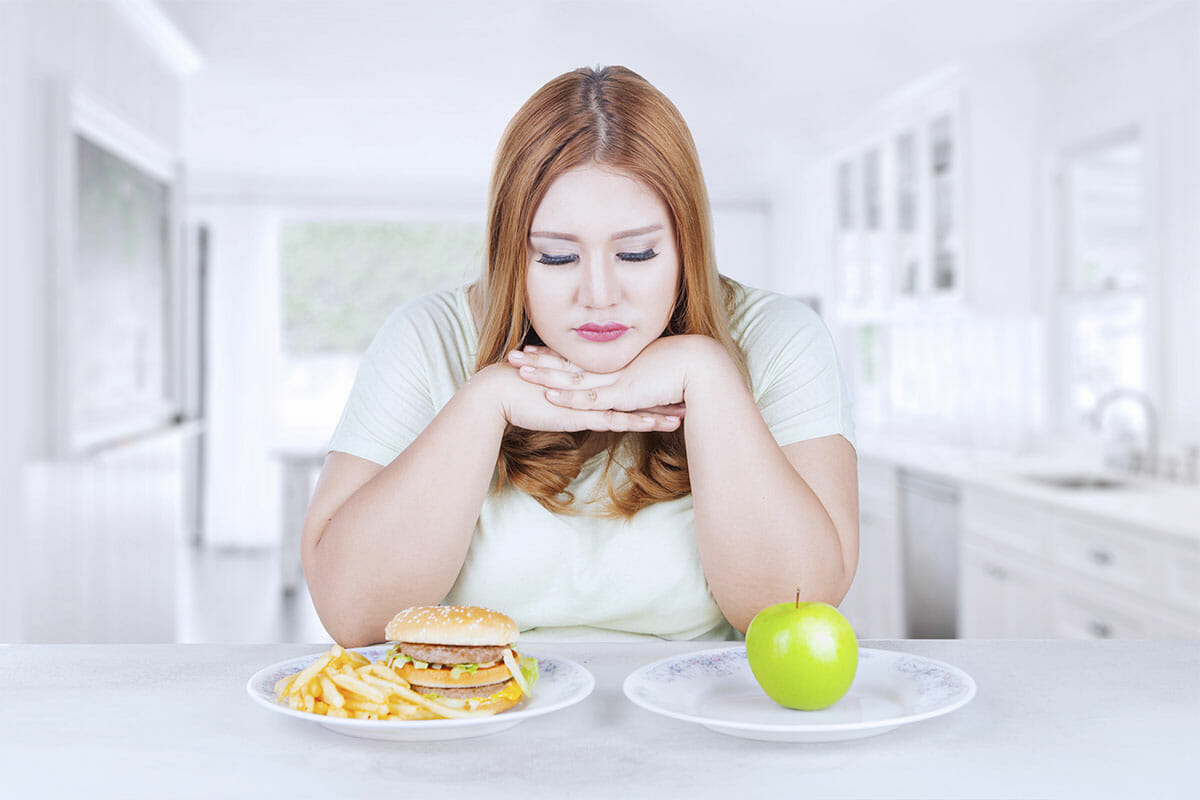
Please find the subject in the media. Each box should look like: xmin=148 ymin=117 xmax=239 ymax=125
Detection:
xmin=325 ymin=619 xmax=382 ymax=649
xmin=726 ymin=563 xmax=859 ymax=635
xmin=300 ymin=535 xmax=373 ymax=647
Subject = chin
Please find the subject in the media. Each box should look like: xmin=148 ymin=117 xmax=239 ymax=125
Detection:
xmin=565 ymin=344 xmax=641 ymax=374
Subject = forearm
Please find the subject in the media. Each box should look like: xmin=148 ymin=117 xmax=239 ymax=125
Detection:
xmin=305 ymin=372 xmax=506 ymax=646
xmin=683 ymin=341 xmax=851 ymax=632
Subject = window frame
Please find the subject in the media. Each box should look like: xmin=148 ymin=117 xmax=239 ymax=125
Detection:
xmin=1050 ymin=122 xmax=1165 ymax=438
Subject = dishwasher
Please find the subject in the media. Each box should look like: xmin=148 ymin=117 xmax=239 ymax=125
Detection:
xmin=899 ymin=470 xmax=961 ymax=638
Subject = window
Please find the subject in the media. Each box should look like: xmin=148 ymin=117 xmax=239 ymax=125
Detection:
xmin=1058 ymin=132 xmax=1147 ymax=432
xmin=276 ymin=218 xmax=484 ymax=434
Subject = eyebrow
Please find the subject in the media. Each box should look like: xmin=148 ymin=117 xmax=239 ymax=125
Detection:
xmin=529 ymin=224 xmax=664 ymax=242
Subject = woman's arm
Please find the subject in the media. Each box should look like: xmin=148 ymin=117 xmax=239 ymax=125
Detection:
xmin=301 ymin=368 xmax=509 ymax=647
xmin=517 ymin=335 xmax=859 ymax=633
xmin=302 ymin=363 xmax=682 ymax=647
xmin=679 ymin=337 xmax=858 ymax=632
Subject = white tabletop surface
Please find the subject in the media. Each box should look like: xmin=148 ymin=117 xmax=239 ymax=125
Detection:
xmin=3 ymin=639 xmax=1197 ymax=799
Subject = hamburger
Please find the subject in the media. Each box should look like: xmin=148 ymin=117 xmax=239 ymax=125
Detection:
xmin=383 ymin=605 xmax=537 ymax=715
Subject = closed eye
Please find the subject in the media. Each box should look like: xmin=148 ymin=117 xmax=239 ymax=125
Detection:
xmin=536 ymin=253 xmax=578 ymax=266
xmin=617 ymin=249 xmax=658 ymax=262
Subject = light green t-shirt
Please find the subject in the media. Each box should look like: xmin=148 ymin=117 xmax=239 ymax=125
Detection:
xmin=327 ymin=280 xmax=855 ymax=641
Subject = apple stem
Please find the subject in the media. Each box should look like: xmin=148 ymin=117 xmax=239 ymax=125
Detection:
xmin=795 ymin=587 xmax=800 ymax=608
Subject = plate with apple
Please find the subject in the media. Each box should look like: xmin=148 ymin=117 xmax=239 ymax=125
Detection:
xmin=622 ymin=599 xmax=976 ymax=742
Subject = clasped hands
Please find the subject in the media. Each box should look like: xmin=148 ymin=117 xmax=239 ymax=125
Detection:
xmin=492 ymin=335 xmax=721 ymax=434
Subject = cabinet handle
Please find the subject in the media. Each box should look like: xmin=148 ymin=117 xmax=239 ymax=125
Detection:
xmin=1089 ymin=549 xmax=1114 ymax=567
xmin=1088 ymin=621 xmax=1114 ymax=638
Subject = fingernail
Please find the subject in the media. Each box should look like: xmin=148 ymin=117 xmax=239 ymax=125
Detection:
xmin=665 ymin=416 xmax=680 ymax=424
xmin=546 ymin=390 xmax=560 ymax=398
xmin=520 ymin=365 xmax=535 ymax=373
xmin=641 ymin=416 xmax=655 ymax=423
xmin=510 ymin=351 xmax=523 ymax=361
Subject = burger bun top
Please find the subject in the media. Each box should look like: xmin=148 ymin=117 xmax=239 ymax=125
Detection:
xmin=385 ymin=605 xmax=519 ymax=646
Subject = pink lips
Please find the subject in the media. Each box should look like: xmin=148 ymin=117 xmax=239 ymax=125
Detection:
xmin=574 ymin=322 xmax=629 ymax=342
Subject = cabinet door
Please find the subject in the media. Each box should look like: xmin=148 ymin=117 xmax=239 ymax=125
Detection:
xmin=841 ymin=506 xmax=905 ymax=639
xmin=927 ymin=108 xmax=962 ymax=297
xmin=960 ymin=544 xmax=1053 ymax=638
xmin=892 ymin=127 xmax=922 ymax=299
xmin=843 ymin=460 xmax=904 ymax=638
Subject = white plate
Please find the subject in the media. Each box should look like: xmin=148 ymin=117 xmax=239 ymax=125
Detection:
xmin=622 ymin=646 xmax=976 ymax=742
xmin=247 ymin=646 xmax=594 ymax=741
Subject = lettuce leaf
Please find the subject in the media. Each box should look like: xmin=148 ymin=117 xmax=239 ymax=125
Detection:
xmin=519 ymin=653 xmax=539 ymax=688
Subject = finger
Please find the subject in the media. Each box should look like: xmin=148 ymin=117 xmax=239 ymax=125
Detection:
xmin=637 ymin=404 xmax=686 ymax=417
xmin=518 ymin=345 xmax=579 ymax=372
xmin=546 ymin=387 xmax=623 ymax=411
xmin=648 ymin=413 xmax=682 ymax=432
xmin=568 ymin=409 xmax=665 ymax=433
xmin=518 ymin=364 xmax=614 ymax=390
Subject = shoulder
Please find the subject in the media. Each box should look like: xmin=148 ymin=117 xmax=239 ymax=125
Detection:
xmin=369 ymin=285 xmax=473 ymax=359
xmin=378 ymin=286 xmax=468 ymax=336
xmin=724 ymin=279 xmax=827 ymax=351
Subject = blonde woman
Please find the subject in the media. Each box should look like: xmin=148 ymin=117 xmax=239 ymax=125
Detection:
xmin=302 ymin=66 xmax=859 ymax=647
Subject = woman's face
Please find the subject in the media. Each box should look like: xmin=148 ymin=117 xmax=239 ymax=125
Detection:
xmin=525 ymin=164 xmax=681 ymax=374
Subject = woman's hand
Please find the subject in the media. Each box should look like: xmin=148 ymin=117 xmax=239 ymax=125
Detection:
xmin=507 ymin=335 xmax=728 ymax=416
xmin=473 ymin=361 xmax=682 ymax=433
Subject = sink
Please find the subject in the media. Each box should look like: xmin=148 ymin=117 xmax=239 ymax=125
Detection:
xmin=1023 ymin=473 xmax=1128 ymax=490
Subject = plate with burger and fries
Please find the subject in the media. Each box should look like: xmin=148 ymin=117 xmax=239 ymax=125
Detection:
xmin=246 ymin=605 xmax=594 ymax=741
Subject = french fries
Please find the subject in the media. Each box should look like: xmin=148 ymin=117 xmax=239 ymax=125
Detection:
xmin=274 ymin=644 xmax=497 ymax=721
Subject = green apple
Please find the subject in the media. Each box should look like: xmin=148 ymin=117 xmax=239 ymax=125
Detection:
xmin=745 ymin=595 xmax=859 ymax=710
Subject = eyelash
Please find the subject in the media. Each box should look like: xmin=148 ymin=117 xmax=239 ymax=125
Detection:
xmin=535 ymin=249 xmax=658 ymax=266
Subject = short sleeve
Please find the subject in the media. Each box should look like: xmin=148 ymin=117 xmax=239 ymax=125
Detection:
xmin=732 ymin=288 xmax=856 ymax=450
xmin=326 ymin=305 xmax=438 ymax=466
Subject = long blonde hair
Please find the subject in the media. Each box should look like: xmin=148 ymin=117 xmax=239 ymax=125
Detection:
xmin=475 ymin=65 xmax=748 ymax=517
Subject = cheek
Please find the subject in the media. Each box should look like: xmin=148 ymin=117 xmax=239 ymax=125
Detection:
xmin=524 ymin=273 xmax=567 ymax=335
xmin=648 ymin=258 xmax=682 ymax=321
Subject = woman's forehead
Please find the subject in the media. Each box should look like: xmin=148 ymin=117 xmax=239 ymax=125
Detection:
xmin=531 ymin=164 xmax=669 ymax=235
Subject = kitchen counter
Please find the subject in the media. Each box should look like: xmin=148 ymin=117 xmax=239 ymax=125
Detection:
xmin=3 ymin=639 xmax=1197 ymax=799
xmin=856 ymin=434 xmax=1200 ymax=546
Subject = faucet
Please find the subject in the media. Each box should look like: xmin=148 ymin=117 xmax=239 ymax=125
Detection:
xmin=1089 ymin=387 xmax=1158 ymax=476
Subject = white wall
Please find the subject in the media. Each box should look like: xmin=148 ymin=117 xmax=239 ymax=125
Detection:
xmin=0 ymin=0 xmax=184 ymax=641
xmin=1035 ymin=0 xmax=1200 ymax=447
xmin=711 ymin=204 xmax=772 ymax=290
xmin=0 ymin=0 xmax=32 ymax=642
xmin=191 ymin=204 xmax=283 ymax=548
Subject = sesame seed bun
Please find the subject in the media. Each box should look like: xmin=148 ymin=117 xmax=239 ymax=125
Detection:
xmin=384 ymin=605 xmax=519 ymax=647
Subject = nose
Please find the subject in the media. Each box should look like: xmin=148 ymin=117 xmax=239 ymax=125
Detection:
xmin=578 ymin=255 xmax=621 ymax=309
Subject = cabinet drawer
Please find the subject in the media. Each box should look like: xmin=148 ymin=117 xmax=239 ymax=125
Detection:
xmin=1053 ymin=519 xmax=1153 ymax=593
xmin=962 ymin=489 xmax=1053 ymax=558
xmin=1053 ymin=593 xmax=1147 ymax=639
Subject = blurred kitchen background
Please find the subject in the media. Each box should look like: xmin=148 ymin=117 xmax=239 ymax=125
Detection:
xmin=2 ymin=0 xmax=1197 ymax=644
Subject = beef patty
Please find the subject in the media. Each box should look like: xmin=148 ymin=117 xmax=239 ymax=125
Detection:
xmin=398 ymin=642 xmax=507 ymax=666
xmin=411 ymin=680 xmax=513 ymax=699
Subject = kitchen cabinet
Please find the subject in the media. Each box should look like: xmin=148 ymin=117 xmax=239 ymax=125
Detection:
xmin=830 ymin=58 xmax=1038 ymax=322
xmin=960 ymin=485 xmax=1200 ymax=639
xmin=960 ymin=542 xmax=1055 ymax=638
xmin=840 ymin=457 xmax=905 ymax=638
xmin=832 ymin=71 xmax=964 ymax=320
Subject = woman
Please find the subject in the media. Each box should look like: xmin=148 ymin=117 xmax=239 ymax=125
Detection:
xmin=301 ymin=66 xmax=858 ymax=647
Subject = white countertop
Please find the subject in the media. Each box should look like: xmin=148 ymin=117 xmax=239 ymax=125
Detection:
xmin=3 ymin=640 xmax=1197 ymax=799
xmin=856 ymin=434 xmax=1200 ymax=547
